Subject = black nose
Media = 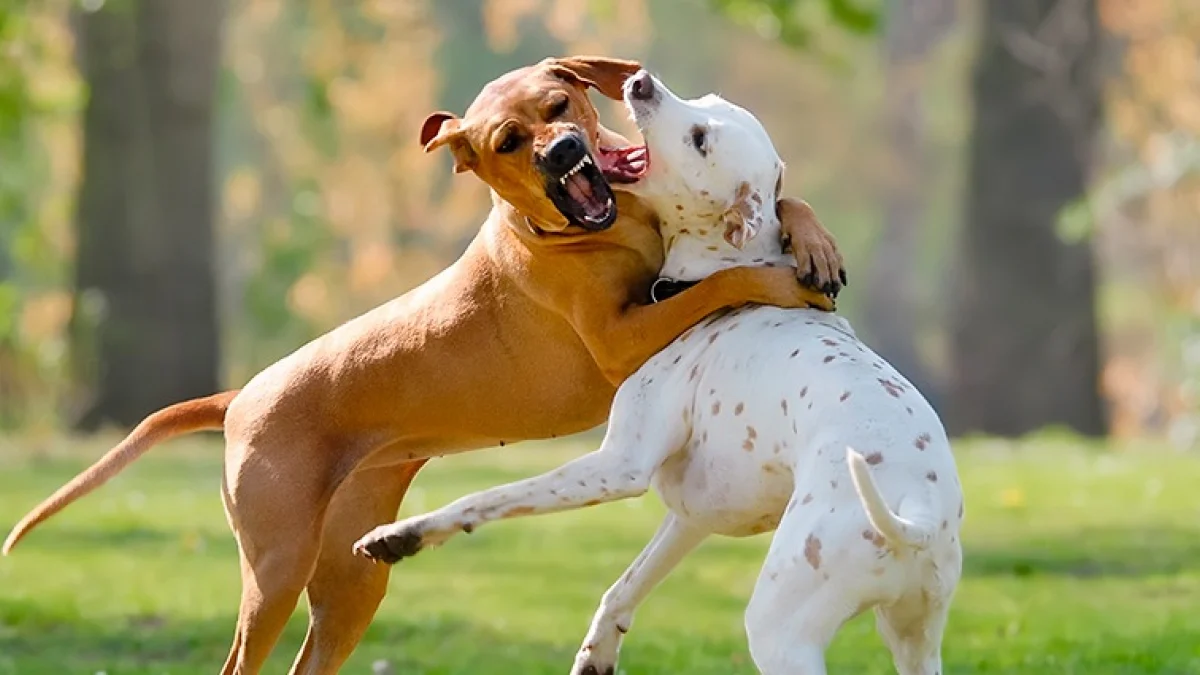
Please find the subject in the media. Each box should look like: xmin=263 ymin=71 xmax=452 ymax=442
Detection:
xmin=629 ymin=71 xmax=654 ymax=101
xmin=545 ymin=134 xmax=586 ymax=175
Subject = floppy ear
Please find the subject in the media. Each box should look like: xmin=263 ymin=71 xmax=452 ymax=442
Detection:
xmin=420 ymin=111 xmax=477 ymax=174
xmin=546 ymin=55 xmax=642 ymax=100
xmin=721 ymin=181 xmax=766 ymax=249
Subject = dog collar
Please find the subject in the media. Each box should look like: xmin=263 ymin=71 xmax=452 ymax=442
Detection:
xmin=650 ymin=277 xmax=699 ymax=303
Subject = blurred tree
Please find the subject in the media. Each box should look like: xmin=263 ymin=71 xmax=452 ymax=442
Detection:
xmin=949 ymin=0 xmax=1106 ymax=436
xmin=70 ymin=0 xmax=225 ymax=429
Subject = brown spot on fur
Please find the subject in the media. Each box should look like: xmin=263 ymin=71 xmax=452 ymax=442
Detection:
xmin=840 ymin=391 xmax=852 ymax=402
xmin=747 ymin=425 xmax=757 ymax=439
xmin=584 ymin=499 xmax=602 ymax=507
xmin=906 ymin=406 xmax=914 ymax=415
xmin=743 ymin=439 xmax=755 ymax=452
xmin=712 ymin=401 xmax=721 ymax=415
xmin=801 ymin=493 xmax=814 ymax=505
xmin=763 ymin=464 xmax=781 ymax=475
xmin=871 ymin=566 xmax=886 ymax=576
xmin=821 ymin=338 xmax=838 ymax=346
xmin=773 ymin=442 xmax=783 ymax=455
xmin=926 ymin=471 xmax=938 ymax=483
xmin=790 ymin=349 xmax=800 ymax=358
xmin=823 ymin=355 xmax=835 ymax=363
xmin=504 ymin=506 xmax=535 ymax=517
xmin=830 ymin=480 xmax=839 ymax=489
xmin=734 ymin=402 xmax=745 ymax=415
xmin=958 ymin=501 xmax=964 ymax=519
xmin=675 ymin=204 xmax=683 ymax=211
xmin=804 ymin=534 xmax=822 ymax=569
xmin=864 ymin=452 xmax=884 ymax=465
xmin=706 ymin=245 xmax=719 ymax=252
xmin=799 ymin=386 xmax=808 ymax=398
xmin=689 ymin=364 xmax=700 ymax=381
xmin=781 ymin=399 xmax=789 ymax=415
xmin=672 ymin=355 xmax=682 ymax=365
xmin=942 ymin=520 xmax=948 ymax=530
xmin=862 ymin=529 xmax=886 ymax=548
xmin=915 ymin=432 xmax=933 ymax=450
xmin=708 ymin=332 xmax=721 ymax=344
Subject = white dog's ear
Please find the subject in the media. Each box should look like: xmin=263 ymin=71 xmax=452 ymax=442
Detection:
xmin=721 ymin=181 xmax=765 ymax=249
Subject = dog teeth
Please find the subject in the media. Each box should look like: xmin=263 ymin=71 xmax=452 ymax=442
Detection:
xmin=559 ymin=156 xmax=592 ymax=184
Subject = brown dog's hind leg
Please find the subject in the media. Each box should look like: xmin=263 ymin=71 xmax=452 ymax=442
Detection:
xmin=219 ymin=442 xmax=337 ymax=675
xmin=289 ymin=459 xmax=428 ymax=675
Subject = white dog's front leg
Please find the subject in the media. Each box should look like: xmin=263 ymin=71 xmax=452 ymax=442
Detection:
xmin=355 ymin=447 xmax=655 ymax=564
xmin=572 ymin=513 xmax=708 ymax=675
xmin=354 ymin=374 xmax=688 ymax=565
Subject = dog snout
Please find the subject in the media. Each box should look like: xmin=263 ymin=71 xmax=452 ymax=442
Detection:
xmin=543 ymin=134 xmax=587 ymax=176
xmin=628 ymin=70 xmax=655 ymax=101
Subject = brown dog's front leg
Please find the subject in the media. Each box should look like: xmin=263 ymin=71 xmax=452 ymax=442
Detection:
xmin=575 ymin=265 xmax=835 ymax=384
xmin=779 ymin=197 xmax=846 ymax=297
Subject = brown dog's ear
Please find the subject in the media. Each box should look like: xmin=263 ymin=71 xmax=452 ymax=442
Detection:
xmin=419 ymin=111 xmax=477 ymax=174
xmin=721 ymin=181 xmax=766 ymax=249
xmin=546 ymin=56 xmax=642 ymax=101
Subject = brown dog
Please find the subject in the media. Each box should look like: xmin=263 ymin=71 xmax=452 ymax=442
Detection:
xmin=3 ymin=57 xmax=844 ymax=675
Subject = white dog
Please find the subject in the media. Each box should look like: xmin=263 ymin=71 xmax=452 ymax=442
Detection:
xmin=355 ymin=71 xmax=964 ymax=675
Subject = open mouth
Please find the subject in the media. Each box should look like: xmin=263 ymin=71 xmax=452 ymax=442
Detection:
xmin=597 ymin=145 xmax=649 ymax=184
xmin=546 ymin=146 xmax=649 ymax=231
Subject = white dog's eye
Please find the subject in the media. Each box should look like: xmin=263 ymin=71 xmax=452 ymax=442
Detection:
xmin=690 ymin=126 xmax=708 ymax=156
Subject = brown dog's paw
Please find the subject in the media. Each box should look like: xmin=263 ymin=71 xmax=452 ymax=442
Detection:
xmin=778 ymin=198 xmax=847 ymax=298
xmin=354 ymin=525 xmax=424 ymax=565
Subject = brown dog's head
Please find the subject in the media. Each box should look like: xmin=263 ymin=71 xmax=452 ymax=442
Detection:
xmin=420 ymin=56 xmax=650 ymax=232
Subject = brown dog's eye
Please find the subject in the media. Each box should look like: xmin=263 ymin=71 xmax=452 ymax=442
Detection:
xmin=548 ymin=97 xmax=569 ymax=119
xmin=497 ymin=133 xmax=523 ymax=154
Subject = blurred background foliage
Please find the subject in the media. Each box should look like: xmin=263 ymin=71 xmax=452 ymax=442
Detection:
xmin=0 ymin=0 xmax=1196 ymax=447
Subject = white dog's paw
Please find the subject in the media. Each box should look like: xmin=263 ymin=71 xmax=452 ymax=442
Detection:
xmin=571 ymin=651 xmax=616 ymax=675
xmin=353 ymin=515 xmax=459 ymax=565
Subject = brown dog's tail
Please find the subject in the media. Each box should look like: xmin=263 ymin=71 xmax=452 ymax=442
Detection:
xmin=2 ymin=390 xmax=239 ymax=555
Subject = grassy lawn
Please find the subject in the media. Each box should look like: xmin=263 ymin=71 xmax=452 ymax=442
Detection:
xmin=1 ymin=432 xmax=1199 ymax=674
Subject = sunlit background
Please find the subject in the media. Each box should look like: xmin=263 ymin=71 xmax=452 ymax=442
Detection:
xmin=3 ymin=0 xmax=1197 ymax=446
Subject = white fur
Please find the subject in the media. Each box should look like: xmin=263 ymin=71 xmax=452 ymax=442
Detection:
xmin=355 ymin=72 xmax=963 ymax=675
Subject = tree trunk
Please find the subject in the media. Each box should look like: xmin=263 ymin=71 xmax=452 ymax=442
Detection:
xmin=71 ymin=0 xmax=225 ymax=429
xmin=948 ymin=0 xmax=1106 ymax=437
xmin=864 ymin=0 xmax=955 ymax=407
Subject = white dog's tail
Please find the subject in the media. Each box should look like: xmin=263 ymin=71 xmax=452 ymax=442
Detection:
xmin=846 ymin=447 xmax=935 ymax=550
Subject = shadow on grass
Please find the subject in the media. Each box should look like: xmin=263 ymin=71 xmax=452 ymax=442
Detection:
xmin=964 ymin=524 xmax=1200 ymax=578
xmin=0 ymin=599 xmax=759 ymax=675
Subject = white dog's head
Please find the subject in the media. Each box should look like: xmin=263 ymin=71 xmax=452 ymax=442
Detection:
xmin=621 ymin=70 xmax=784 ymax=252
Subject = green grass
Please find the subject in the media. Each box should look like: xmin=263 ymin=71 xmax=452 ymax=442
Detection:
xmin=1 ymin=433 xmax=1199 ymax=674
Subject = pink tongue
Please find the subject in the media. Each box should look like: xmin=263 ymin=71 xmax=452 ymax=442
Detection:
xmin=565 ymin=172 xmax=607 ymax=219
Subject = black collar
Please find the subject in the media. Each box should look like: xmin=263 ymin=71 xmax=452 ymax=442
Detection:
xmin=650 ymin=277 xmax=700 ymax=303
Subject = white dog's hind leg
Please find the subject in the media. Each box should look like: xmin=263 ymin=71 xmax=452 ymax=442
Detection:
xmin=875 ymin=594 xmax=950 ymax=675
xmin=572 ymin=513 xmax=707 ymax=675
xmin=744 ymin=488 xmax=870 ymax=675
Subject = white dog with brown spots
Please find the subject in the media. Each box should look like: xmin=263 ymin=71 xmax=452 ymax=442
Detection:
xmin=355 ymin=71 xmax=964 ymax=675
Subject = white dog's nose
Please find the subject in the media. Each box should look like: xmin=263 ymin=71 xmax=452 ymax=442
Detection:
xmin=628 ymin=70 xmax=655 ymax=101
